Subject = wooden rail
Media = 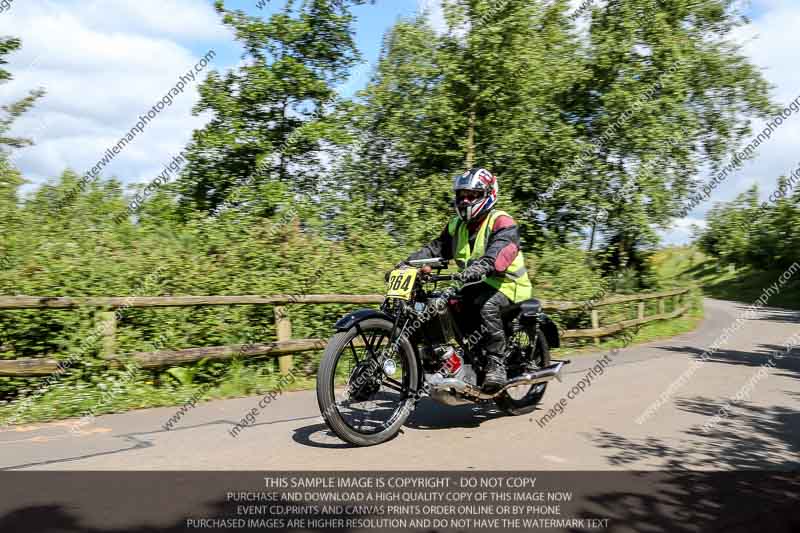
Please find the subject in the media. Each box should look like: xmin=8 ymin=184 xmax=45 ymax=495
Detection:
xmin=0 ymin=294 xmax=386 ymax=310
xmin=0 ymin=288 xmax=691 ymax=377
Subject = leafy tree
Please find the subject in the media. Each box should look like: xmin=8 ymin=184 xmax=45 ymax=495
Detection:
xmin=582 ymin=0 xmax=773 ymax=267
xmin=339 ymin=0 xmax=773 ymax=263
xmin=0 ymin=37 xmax=45 ymax=271
xmin=340 ymin=0 xmax=585 ymax=245
xmin=0 ymin=37 xmax=45 ymax=152
xmin=698 ymin=182 xmax=800 ymax=270
xmin=177 ymin=0 xmax=369 ymax=214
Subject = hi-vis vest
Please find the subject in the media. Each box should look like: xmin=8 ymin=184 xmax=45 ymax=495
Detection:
xmin=447 ymin=209 xmax=533 ymax=303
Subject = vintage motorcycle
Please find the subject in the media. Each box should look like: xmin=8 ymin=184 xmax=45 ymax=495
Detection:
xmin=316 ymin=258 xmax=568 ymax=446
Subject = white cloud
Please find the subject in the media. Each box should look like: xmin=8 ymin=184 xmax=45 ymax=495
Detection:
xmin=76 ymin=0 xmax=229 ymax=41
xmin=659 ymin=217 xmax=707 ymax=246
xmin=0 ymin=0 xmax=232 ymax=191
xmin=417 ymin=0 xmax=446 ymax=33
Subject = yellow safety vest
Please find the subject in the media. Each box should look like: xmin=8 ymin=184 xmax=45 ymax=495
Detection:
xmin=447 ymin=210 xmax=533 ymax=303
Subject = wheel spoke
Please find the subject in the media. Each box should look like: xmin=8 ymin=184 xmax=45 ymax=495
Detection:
xmin=372 ymin=333 xmax=388 ymax=357
xmin=328 ymin=322 xmax=414 ymax=437
xmin=362 ymin=330 xmax=386 ymax=360
xmin=348 ymin=340 xmax=360 ymax=364
xmin=381 ymin=377 xmax=404 ymax=393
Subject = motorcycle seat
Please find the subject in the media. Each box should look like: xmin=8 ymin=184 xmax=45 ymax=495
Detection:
xmin=502 ymin=298 xmax=542 ymax=320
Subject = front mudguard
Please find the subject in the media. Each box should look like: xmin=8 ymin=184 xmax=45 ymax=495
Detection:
xmin=333 ymin=308 xmax=396 ymax=331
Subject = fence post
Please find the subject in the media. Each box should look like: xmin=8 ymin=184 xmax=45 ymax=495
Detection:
xmin=591 ymin=309 xmax=600 ymax=346
xmin=637 ymin=301 xmax=645 ymax=321
xmin=96 ymin=311 xmax=116 ymax=359
xmin=658 ymin=297 xmax=666 ymax=316
xmin=274 ymin=306 xmax=293 ymax=374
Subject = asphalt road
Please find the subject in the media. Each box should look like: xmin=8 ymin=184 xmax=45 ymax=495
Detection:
xmin=1 ymin=298 xmax=798 ymax=471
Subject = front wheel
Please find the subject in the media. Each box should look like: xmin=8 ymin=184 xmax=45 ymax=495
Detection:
xmin=316 ymin=318 xmax=419 ymax=446
xmin=495 ymin=327 xmax=550 ymax=416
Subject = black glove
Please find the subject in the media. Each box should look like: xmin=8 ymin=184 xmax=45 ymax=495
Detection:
xmin=457 ymin=258 xmax=494 ymax=283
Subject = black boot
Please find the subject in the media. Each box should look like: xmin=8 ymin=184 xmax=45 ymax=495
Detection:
xmin=483 ymin=354 xmax=507 ymax=393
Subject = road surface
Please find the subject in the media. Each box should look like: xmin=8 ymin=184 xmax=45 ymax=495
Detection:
xmin=1 ymin=298 xmax=798 ymax=471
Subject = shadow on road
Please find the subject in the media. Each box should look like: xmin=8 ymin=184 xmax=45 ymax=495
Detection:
xmin=404 ymin=399 xmax=505 ymax=430
xmin=0 ymin=496 xmax=367 ymax=533
xmin=592 ymin=395 xmax=800 ymax=470
xmin=578 ymin=391 xmax=800 ymax=531
xmin=290 ymin=399 xmax=511 ymax=448
xmin=749 ymin=309 xmax=800 ymax=324
xmin=564 ymin=471 xmax=800 ymax=533
xmin=291 ymin=422 xmax=358 ymax=449
xmin=657 ymin=343 xmax=800 ymax=378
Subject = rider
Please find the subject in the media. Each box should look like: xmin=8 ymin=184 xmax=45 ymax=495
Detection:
xmin=403 ymin=168 xmax=533 ymax=392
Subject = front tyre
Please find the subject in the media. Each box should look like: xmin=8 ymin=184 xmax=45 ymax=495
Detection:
xmin=316 ymin=318 xmax=418 ymax=446
xmin=495 ymin=328 xmax=550 ymax=416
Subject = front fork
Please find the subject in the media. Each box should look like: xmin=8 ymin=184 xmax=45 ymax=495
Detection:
xmin=347 ymin=316 xmax=420 ymax=401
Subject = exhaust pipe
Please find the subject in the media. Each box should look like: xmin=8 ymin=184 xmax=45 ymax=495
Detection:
xmin=428 ymin=361 xmax=565 ymax=401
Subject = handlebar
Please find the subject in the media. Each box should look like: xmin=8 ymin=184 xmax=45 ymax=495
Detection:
xmin=424 ymin=273 xmax=485 ymax=292
xmin=428 ymin=274 xmax=457 ymax=283
xmin=407 ymin=257 xmax=448 ymax=268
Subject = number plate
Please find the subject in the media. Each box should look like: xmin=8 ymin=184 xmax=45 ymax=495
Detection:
xmin=385 ymin=268 xmax=417 ymax=300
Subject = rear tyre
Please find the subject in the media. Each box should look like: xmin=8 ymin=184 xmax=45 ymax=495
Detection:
xmin=495 ymin=328 xmax=550 ymax=416
xmin=316 ymin=318 xmax=418 ymax=446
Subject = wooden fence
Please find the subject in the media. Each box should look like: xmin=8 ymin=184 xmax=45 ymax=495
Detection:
xmin=0 ymin=288 xmax=691 ymax=377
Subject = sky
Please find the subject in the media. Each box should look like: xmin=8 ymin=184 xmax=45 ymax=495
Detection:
xmin=0 ymin=0 xmax=797 ymax=246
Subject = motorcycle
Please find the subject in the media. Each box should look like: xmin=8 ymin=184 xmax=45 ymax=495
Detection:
xmin=316 ymin=257 xmax=568 ymax=446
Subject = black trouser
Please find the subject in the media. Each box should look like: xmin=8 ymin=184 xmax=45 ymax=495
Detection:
xmin=459 ymin=283 xmax=512 ymax=357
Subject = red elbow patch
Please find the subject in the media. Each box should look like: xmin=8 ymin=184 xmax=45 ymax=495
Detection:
xmin=492 ymin=215 xmax=515 ymax=231
xmin=495 ymin=243 xmax=519 ymax=272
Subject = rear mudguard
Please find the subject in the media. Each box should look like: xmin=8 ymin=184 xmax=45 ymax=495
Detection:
xmin=539 ymin=313 xmax=560 ymax=349
xmin=333 ymin=308 xmax=395 ymax=331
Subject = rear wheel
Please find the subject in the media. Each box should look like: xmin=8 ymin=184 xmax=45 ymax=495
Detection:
xmin=316 ymin=318 xmax=418 ymax=446
xmin=495 ymin=326 xmax=550 ymax=416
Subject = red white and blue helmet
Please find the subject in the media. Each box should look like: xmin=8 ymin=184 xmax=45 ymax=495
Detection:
xmin=453 ymin=167 xmax=498 ymax=222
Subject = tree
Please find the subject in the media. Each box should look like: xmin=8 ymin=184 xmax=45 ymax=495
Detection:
xmin=340 ymin=0 xmax=585 ymax=246
xmin=0 ymin=37 xmax=46 ymax=264
xmin=582 ymin=0 xmax=773 ymax=267
xmin=339 ymin=0 xmax=774 ymax=262
xmin=177 ymin=0 xmax=368 ymax=215
xmin=699 ymin=181 xmax=800 ymax=271
xmin=0 ymin=37 xmax=45 ymax=153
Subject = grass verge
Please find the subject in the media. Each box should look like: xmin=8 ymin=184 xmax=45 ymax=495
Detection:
xmin=651 ymin=246 xmax=800 ymax=310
